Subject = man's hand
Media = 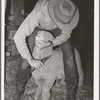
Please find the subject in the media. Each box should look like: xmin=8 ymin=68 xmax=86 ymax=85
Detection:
xmin=29 ymin=58 xmax=43 ymax=70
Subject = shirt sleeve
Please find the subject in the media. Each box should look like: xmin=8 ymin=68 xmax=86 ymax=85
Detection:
xmin=13 ymin=9 xmax=39 ymax=62
xmin=52 ymin=30 xmax=72 ymax=46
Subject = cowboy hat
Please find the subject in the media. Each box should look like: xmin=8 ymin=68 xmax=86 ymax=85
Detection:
xmin=48 ymin=0 xmax=79 ymax=31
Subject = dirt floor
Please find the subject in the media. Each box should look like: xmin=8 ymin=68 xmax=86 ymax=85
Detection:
xmin=5 ymin=52 xmax=93 ymax=100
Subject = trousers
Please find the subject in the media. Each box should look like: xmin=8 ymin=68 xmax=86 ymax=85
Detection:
xmin=16 ymin=27 xmax=78 ymax=100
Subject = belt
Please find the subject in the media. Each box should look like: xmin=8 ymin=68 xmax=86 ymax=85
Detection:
xmin=34 ymin=55 xmax=51 ymax=64
xmin=41 ymin=55 xmax=51 ymax=64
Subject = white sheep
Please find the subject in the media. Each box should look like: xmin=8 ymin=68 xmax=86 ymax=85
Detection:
xmin=31 ymin=31 xmax=84 ymax=100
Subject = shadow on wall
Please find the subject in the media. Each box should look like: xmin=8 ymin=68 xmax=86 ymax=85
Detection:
xmin=24 ymin=0 xmax=38 ymax=13
xmin=71 ymin=8 xmax=94 ymax=70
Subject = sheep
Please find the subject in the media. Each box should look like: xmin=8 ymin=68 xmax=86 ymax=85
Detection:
xmin=31 ymin=31 xmax=84 ymax=100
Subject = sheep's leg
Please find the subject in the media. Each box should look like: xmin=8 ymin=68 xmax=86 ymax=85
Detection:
xmin=34 ymin=79 xmax=42 ymax=100
xmin=41 ymin=79 xmax=55 ymax=100
xmin=74 ymin=48 xmax=84 ymax=88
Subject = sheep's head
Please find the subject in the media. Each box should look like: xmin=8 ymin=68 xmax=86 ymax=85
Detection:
xmin=32 ymin=31 xmax=54 ymax=60
xmin=35 ymin=31 xmax=54 ymax=48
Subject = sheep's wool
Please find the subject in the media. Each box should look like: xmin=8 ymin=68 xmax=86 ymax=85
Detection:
xmin=32 ymin=31 xmax=54 ymax=60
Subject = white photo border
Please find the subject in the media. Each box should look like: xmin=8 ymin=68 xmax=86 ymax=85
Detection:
xmin=1 ymin=0 xmax=99 ymax=100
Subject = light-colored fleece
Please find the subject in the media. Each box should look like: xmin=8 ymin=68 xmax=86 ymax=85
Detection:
xmin=13 ymin=0 xmax=71 ymax=61
xmin=32 ymin=48 xmax=65 ymax=82
xmin=32 ymin=48 xmax=65 ymax=100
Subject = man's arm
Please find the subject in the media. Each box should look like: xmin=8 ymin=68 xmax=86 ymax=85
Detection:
xmin=13 ymin=9 xmax=39 ymax=64
xmin=52 ymin=30 xmax=72 ymax=46
xmin=40 ymin=30 xmax=72 ymax=49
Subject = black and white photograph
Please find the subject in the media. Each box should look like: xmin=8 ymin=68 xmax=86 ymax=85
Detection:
xmin=1 ymin=0 xmax=99 ymax=100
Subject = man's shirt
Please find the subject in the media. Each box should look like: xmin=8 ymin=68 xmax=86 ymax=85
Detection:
xmin=14 ymin=0 xmax=71 ymax=61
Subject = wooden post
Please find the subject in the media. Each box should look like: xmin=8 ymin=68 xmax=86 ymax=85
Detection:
xmin=5 ymin=0 xmax=25 ymax=56
xmin=13 ymin=0 xmax=25 ymax=25
xmin=7 ymin=0 xmax=24 ymax=25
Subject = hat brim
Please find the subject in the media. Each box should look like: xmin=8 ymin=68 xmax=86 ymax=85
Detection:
xmin=48 ymin=0 xmax=79 ymax=31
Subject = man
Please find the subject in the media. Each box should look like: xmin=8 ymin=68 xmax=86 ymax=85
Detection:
xmin=13 ymin=0 xmax=79 ymax=100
